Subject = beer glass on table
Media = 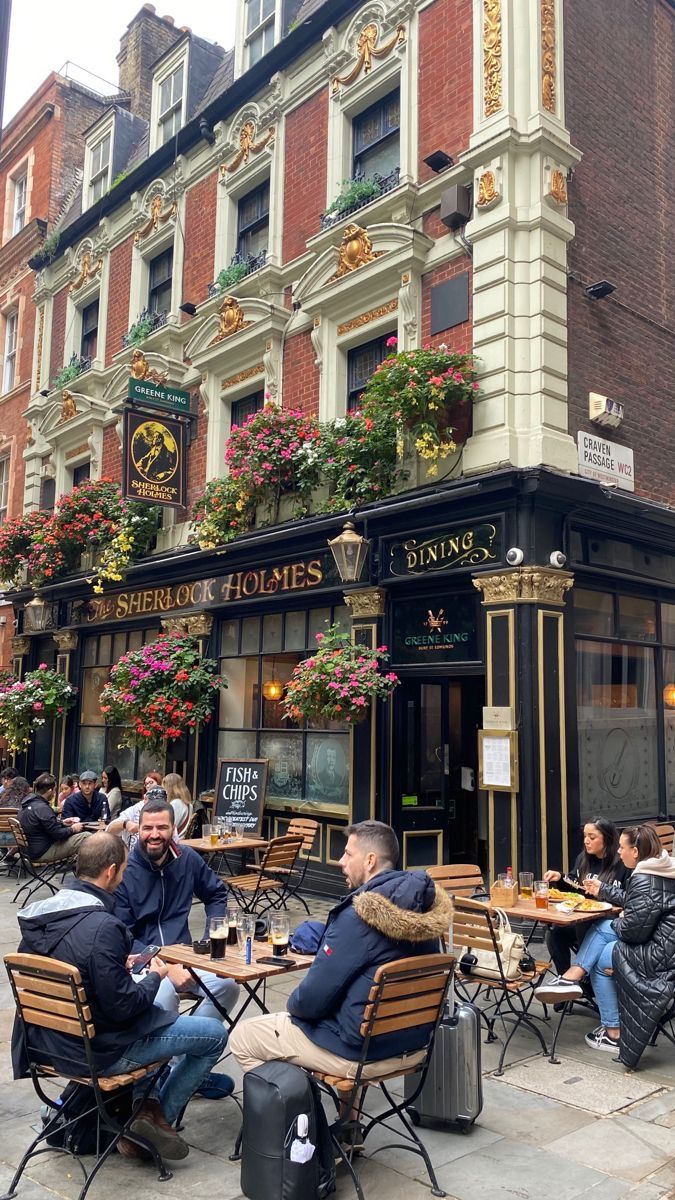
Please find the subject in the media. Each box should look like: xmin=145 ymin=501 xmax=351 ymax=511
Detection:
xmin=519 ymin=872 xmax=534 ymax=901
xmin=227 ymin=906 xmax=238 ymax=946
xmin=209 ymin=917 xmax=227 ymax=960
xmin=270 ymin=913 xmax=290 ymax=957
xmin=534 ymin=880 xmax=549 ymax=910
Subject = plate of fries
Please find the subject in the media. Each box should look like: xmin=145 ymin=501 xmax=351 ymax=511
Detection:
xmin=555 ymin=896 xmax=612 ymax=913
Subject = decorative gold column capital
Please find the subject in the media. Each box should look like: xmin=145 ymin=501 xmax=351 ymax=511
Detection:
xmin=185 ymin=613 xmax=213 ymax=638
xmin=161 ymin=617 xmax=189 ymax=635
xmin=345 ymin=588 xmax=387 ymax=618
xmin=11 ymin=635 xmax=31 ymax=656
xmin=473 ymin=567 xmax=573 ymax=606
xmin=52 ymin=630 xmax=79 ymax=653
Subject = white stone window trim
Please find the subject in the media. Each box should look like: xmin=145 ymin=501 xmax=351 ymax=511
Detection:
xmin=150 ymin=41 xmax=190 ymax=154
xmin=0 ymin=454 xmax=10 ymax=524
xmin=63 ymin=239 xmax=109 ymax=370
xmin=2 ymin=309 xmax=18 ymax=394
xmin=215 ymin=105 xmax=282 ymax=278
xmin=24 ymin=392 xmax=106 ymax=505
xmin=83 ymin=113 xmax=115 ymax=211
xmin=129 ymin=183 xmax=185 ymax=334
xmin=2 ymin=151 xmax=32 ymax=245
xmin=12 ymin=171 xmax=27 ymax=235
xmin=235 ymin=0 xmax=283 ymax=78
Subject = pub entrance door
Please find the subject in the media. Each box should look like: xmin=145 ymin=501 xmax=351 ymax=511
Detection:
xmin=393 ymin=675 xmax=485 ymax=871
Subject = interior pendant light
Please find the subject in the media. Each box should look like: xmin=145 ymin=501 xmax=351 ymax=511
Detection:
xmin=263 ymin=659 xmax=284 ymax=702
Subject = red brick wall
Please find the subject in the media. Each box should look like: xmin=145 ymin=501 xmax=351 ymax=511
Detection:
xmin=105 ymin=238 xmax=134 ymax=365
xmin=421 ymin=255 xmax=472 ymax=353
xmin=565 ymin=0 xmax=675 ymax=506
xmin=283 ymin=91 xmax=328 ymax=263
xmin=182 ymin=175 xmax=217 ymax=311
xmin=282 ymin=331 xmax=319 ymax=418
xmin=49 ymin=286 xmax=68 ymax=378
xmin=100 ymin=426 xmax=121 ymax=480
xmin=186 ymin=389 xmax=208 ymax=510
xmin=418 ymin=0 xmax=473 ymax=183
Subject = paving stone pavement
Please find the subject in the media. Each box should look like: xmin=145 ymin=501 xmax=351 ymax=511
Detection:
xmin=0 ymin=871 xmax=673 ymax=1200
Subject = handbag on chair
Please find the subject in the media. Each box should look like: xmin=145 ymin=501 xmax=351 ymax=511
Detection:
xmin=465 ymin=908 xmax=525 ymax=981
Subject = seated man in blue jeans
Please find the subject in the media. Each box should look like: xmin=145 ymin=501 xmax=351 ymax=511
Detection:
xmin=13 ymin=833 xmax=227 ymax=1162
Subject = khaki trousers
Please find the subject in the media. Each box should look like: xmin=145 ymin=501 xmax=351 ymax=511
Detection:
xmin=229 ymin=1010 xmax=425 ymax=1079
xmin=37 ymin=833 xmax=90 ymax=863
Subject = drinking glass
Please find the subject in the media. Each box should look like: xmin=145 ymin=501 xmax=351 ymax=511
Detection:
xmin=519 ymin=872 xmax=534 ymax=901
xmin=236 ymin=914 xmax=255 ymax=955
xmin=227 ymin=906 xmax=239 ymax=946
xmin=534 ymin=880 xmax=549 ymax=910
xmin=270 ymin=913 xmax=290 ymax=957
xmin=209 ymin=917 xmax=227 ymax=959
xmin=233 ymin=822 xmax=246 ymax=841
xmin=202 ymin=824 xmax=213 ymax=844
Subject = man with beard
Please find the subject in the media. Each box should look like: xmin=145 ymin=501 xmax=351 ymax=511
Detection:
xmin=230 ymin=820 xmax=453 ymax=1082
xmin=112 ymin=799 xmax=238 ymax=1098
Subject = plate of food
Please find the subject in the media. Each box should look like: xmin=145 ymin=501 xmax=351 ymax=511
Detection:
xmin=556 ymin=897 xmax=613 ymax=913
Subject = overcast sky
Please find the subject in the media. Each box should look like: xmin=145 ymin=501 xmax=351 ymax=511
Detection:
xmin=3 ymin=1 xmax=236 ymax=126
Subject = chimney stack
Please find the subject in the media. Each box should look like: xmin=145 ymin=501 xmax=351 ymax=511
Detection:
xmin=117 ymin=4 xmax=184 ymax=123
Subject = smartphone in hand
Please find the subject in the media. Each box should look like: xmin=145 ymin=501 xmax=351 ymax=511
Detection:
xmin=130 ymin=945 xmax=161 ymax=975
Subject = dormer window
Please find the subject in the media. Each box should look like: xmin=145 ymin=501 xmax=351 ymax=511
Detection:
xmin=13 ymin=174 xmax=27 ymax=235
xmin=158 ymin=63 xmax=185 ymax=145
xmin=89 ymin=134 xmax=111 ymax=204
xmin=245 ymin=0 xmax=276 ymax=65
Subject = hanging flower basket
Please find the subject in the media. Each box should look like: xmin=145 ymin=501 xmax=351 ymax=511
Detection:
xmin=99 ymin=632 xmax=225 ymax=755
xmin=0 ymin=665 xmax=77 ymax=753
xmin=282 ymin=624 xmax=399 ymax=725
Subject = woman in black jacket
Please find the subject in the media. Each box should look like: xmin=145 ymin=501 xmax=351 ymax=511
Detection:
xmin=543 ymin=816 xmax=630 ymax=975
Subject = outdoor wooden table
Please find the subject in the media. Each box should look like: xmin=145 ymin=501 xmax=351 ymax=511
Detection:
xmin=182 ymin=834 xmax=269 ymax=876
xmin=159 ymin=941 xmax=313 ymax=1029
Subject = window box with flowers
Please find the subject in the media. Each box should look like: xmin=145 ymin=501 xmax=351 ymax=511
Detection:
xmin=0 ymin=665 xmax=77 ymax=753
xmin=226 ymin=403 xmax=322 ymax=526
xmin=282 ymin=625 xmax=399 ymax=725
xmin=99 ymin=632 xmax=225 ymax=757
xmin=0 ymin=511 xmax=51 ymax=588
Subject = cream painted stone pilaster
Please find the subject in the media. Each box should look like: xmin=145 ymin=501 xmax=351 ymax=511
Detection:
xmin=462 ymin=0 xmax=581 ymax=475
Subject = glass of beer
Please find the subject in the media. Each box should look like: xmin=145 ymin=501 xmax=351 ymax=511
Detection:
xmin=519 ymin=872 xmax=534 ymax=901
xmin=270 ymin=913 xmax=290 ymax=957
xmin=209 ymin=917 xmax=227 ymax=960
xmin=236 ymin=914 xmax=255 ymax=954
xmin=202 ymin=824 xmax=213 ymax=845
xmin=534 ymin=880 xmax=549 ymax=910
xmin=227 ymin=907 xmax=238 ymax=946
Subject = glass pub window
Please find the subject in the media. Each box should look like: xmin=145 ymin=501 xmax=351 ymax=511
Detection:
xmin=79 ymin=628 xmax=162 ymax=779
xmin=89 ymin=133 xmax=111 ymax=203
xmin=72 ymin=462 xmax=91 ymax=488
xmin=353 ymin=89 xmax=400 ymax=179
xmin=237 ymin=180 xmax=270 ymax=259
xmin=80 ymin=300 xmax=99 ymax=360
xmin=231 ymin=390 xmax=264 ymax=429
xmin=149 ymin=247 xmax=173 ymax=313
xmin=13 ymin=174 xmax=27 ymax=235
xmin=158 ymin=64 xmax=184 ymax=144
xmin=3 ymin=311 xmax=17 ymax=393
xmin=245 ymin=0 xmax=275 ymax=65
xmin=0 ymin=457 xmax=9 ymax=524
xmin=347 ymin=333 xmax=394 ymax=412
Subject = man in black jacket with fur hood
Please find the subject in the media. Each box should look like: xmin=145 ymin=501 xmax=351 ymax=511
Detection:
xmin=231 ymin=820 xmax=453 ymax=1078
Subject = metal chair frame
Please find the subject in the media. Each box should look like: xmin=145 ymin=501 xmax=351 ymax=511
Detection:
xmin=226 ymin=835 xmax=305 ymax=915
xmin=2 ymin=953 xmax=173 ymax=1200
xmin=256 ymin=818 xmax=320 ymax=915
xmin=8 ymin=818 xmax=76 ymax=906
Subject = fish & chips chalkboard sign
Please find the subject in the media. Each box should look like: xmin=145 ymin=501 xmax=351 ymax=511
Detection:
xmin=213 ymin=759 xmax=268 ymax=834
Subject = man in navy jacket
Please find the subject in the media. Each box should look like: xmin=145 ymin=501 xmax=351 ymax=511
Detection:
xmin=13 ymin=832 xmax=226 ymax=1161
xmin=230 ymin=820 xmax=453 ymax=1077
xmin=61 ymin=770 xmax=110 ymax=824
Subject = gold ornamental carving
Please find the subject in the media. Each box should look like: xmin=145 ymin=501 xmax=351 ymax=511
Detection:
xmin=35 ymin=308 xmax=45 ymax=391
xmin=221 ymin=362 xmax=264 ymax=390
xmin=483 ymin=0 xmax=502 ymax=117
xmin=70 ymin=251 xmax=103 ymax=295
xmin=338 ymin=299 xmax=398 ymax=336
xmin=11 ymin=636 xmax=31 ymax=656
xmin=541 ymin=0 xmax=556 ymax=113
xmin=52 ymin=630 xmax=79 ymax=652
xmin=332 ymin=23 xmax=406 ymax=94
xmin=129 ymin=349 xmax=168 ymax=385
xmin=476 ymin=171 xmax=500 ymax=207
xmin=210 ymin=296 xmax=252 ymax=345
xmin=332 ymin=224 xmax=383 ymax=281
xmin=59 ymin=390 xmax=77 ymax=423
xmin=549 ymin=168 xmax=567 ymax=204
xmin=185 ymin=613 xmax=214 ymax=638
xmin=220 ymin=121 xmax=276 ymax=175
xmin=134 ymin=193 xmax=177 ymax=244
xmin=66 ymin=442 xmax=89 ymax=461
xmin=161 ymin=617 xmax=189 ymax=635
xmin=344 ymin=588 xmax=387 ymax=618
xmin=473 ymin=567 xmax=573 ymax=606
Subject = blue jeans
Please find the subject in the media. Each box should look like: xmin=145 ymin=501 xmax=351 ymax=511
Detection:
xmin=153 ymin=971 xmax=239 ymax=1023
xmin=573 ymin=919 xmax=619 ymax=1029
xmin=102 ymin=1015 xmax=227 ymax=1124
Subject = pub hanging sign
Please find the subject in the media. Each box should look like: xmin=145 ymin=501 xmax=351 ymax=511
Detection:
xmin=122 ymin=407 xmax=187 ymax=509
xmin=386 ymin=521 xmax=499 ymax=578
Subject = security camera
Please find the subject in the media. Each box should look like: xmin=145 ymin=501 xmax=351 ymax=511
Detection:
xmin=506 ymin=547 xmax=524 ymax=567
xmin=549 ymin=550 xmax=567 ymax=568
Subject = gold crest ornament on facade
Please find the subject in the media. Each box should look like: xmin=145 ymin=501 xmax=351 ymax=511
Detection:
xmin=549 ymin=168 xmax=567 ymax=204
xmin=129 ymin=349 xmax=169 ymax=385
xmin=220 ymin=120 xmax=276 ymax=175
xmin=477 ymin=170 xmax=500 ymax=207
xmin=210 ymin=296 xmax=252 ymax=345
xmin=59 ymin=390 xmax=77 ymax=423
xmin=332 ymin=224 xmax=383 ymax=280
xmin=134 ymin=193 xmax=177 ymax=244
xmin=541 ymin=0 xmax=556 ymax=113
xmin=473 ymin=566 xmax=573 ymax=606
xmin=70 ymin=250 xmax=103 ymax=295
xmin=332 ymin=22 xmax=406 ymax=94
xmin=483 ymin=0 xmax=502 ymax=117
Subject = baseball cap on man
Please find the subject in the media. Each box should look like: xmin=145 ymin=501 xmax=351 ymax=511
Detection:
xmin=145 ymin=786 xmax=168 ymax=804
xmin=79 ymin=770 xmax=98 ymax=782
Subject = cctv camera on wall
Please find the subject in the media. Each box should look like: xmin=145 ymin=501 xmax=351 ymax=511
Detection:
xmin=549 ymin=551 xmax=567 ymax=568
xmin=506 ymin=548 xmax=524 ymax=566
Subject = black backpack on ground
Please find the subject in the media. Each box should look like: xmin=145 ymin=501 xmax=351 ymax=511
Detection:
xmin=44 ymin=1081 xmax=132 ymax=1155
xmin=241 ymin=1061 xmax=336 ymax=1200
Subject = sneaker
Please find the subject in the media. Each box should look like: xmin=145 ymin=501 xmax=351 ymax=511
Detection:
xmin=585 ymin=1027 xmax=620 ymax=1053
xmin=195 ymin=1071 xmax=235 ymax=1100
xmin=534 ymin=977 xmax=584 ymax=1004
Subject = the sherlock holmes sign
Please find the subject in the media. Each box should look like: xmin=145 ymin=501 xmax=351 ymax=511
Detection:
xmin=386 ymin=522 xmax=499 ymax=578
xmin=122 ymin=408 xmax=187 ymax=508
xmin=72 ymin=551 xmax=339 ymax=625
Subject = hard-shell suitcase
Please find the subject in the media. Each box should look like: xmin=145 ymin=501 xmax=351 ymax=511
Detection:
xmin=404 ymin=1000 xmax=483 ymax=1130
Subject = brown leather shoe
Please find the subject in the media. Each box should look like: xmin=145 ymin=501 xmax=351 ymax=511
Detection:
xmin=129 ymin=1100 xmax=189 ymax=1161
xmin=116 ymin=1136 xmax=152 ymax=1160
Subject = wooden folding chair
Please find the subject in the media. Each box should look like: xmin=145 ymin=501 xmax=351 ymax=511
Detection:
xmin=451 ymin=896 xmax=551 ymax=1075
xmin=8 ymin=818 xmax=77 ymax=906
xmin=226 ymin=835 xmax=304 ymax=915
xmin=427 ymin=863 xmax=485 ymax=897
xmin=0 ymin=809 xmax=20 ymax=874
xmin=267 ymin=818 xmax=320 ymax=914
xmin=650 ymin=823 xmax=675 ymax=854
xmin=310 ymin=953 xmax=455 ymax=1200
xmin=2 ymin=953 xmax=173 ymax=1200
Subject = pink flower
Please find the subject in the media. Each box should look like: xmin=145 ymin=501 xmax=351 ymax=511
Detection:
xmin=33 ymin=701 xmax=43 ymax=711
xmin=39 ymin=662 xmax=48 ymax=670
xmin=386 ymin=336 xmax=398 ymax=348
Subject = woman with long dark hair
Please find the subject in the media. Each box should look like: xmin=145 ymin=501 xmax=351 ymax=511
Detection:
xmin=100 ymin=766 xmax=123 ymax=818
xmin=543 ymin=817 xmax=631 ymax=976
